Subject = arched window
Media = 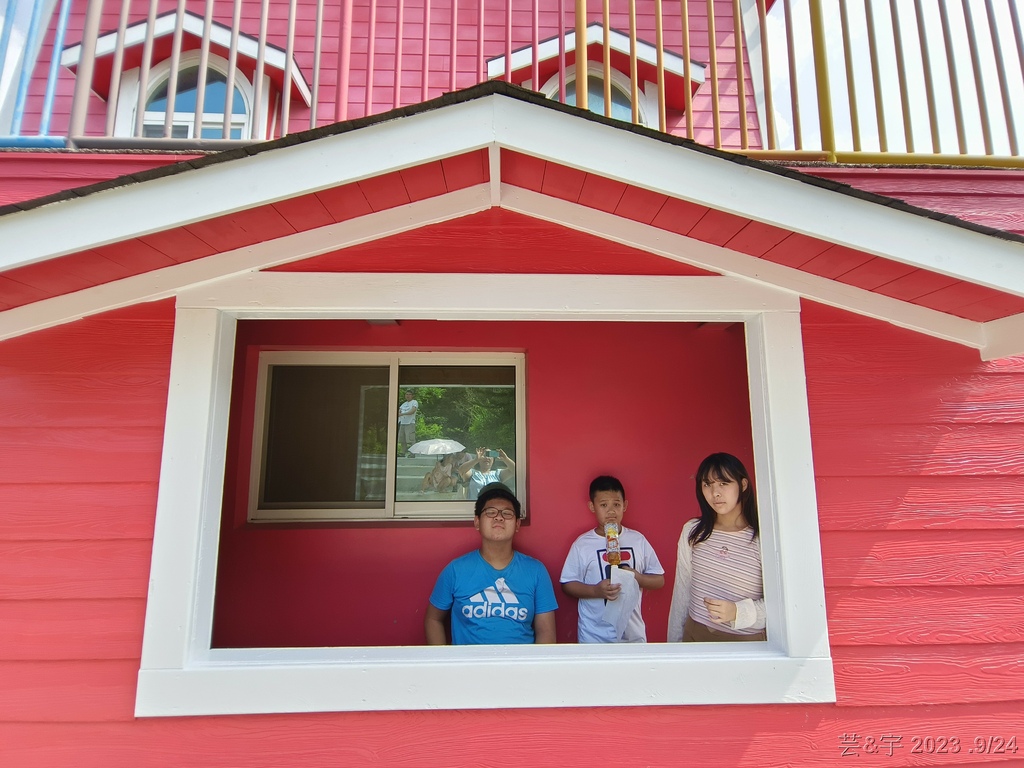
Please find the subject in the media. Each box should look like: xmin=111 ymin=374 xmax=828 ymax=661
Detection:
xmin=142 ymin=64 xmax=249 ymax=140
xmin=540 ymin=66 xmax=648 ymax=126
xmin=64 ymin=10 xmax=312 ymax=142
xmin=565 ymin=75 xmax=633 ymax=122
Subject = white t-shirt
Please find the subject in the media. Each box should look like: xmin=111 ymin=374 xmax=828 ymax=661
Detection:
xmin=398 ymin=399 xmax=418 ymax=425
xmin=560 ymin=526 xmax=664 ymax=643
xmin=467 ymin=469 xmax=502 ymax=500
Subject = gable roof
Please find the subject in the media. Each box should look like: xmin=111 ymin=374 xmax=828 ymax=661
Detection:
xmin=1 ymin=81 xmax=1022 ymax=358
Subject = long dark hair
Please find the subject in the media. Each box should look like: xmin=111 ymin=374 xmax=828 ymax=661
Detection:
xmin=688 ymin=453 xmax=758 ymax=545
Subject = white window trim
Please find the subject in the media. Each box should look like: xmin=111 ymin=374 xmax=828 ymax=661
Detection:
xmin=248 ymin=350 xmax=527 ymax=522
xmin=487 ymin=21 xmax=705 ymax=85
xmin=112 ymin=50 xmax=268 ymax=140
xmin=535 ymin=65 xmax=651 ymax=127
xmin=60 ymin=9 xmax=312 ymax=106
xmin=137 ymin=272 xmax=835 ymax=716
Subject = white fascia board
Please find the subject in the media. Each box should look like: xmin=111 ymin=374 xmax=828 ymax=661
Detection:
xmin=0 ymin=98 xmax=499 ymax=272
xmin=486 ymin=22 xmax=705 ymax=84
xmin=502 ymin=186 xmax=986 ymax=351
xmin=4 ymin=90 xmax=1021 ymax=295
xmin=176 ymin=272 xmax=797 ymax=319
xmin=489 ymin=97 xmax=1024 ymax=296
xmin=981 ymin=314 xmax=1024 ymax=360
xmin=0 ymin=185 xmax=491 ymax=342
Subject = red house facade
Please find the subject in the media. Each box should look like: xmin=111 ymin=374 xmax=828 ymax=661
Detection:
xmin=2 ymin=1 xmax=1023 ymax=765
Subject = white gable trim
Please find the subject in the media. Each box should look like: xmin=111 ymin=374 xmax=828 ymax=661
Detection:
xmin=1 ymin=93 xmax=1022 ymax=358
xmin=137 ymin=272 xmax=835 ymax=715
xmin=0 ymin=185 xmax=491 ymax=342
xmin=60 ymin=10 xmax=312 ymax=105
xmin=3 ymin=94 xmax=1020 ymax=291
xmin=485 ymin=99 xmax=1024 ymax=297
xmin=502 ymin=186 xmax=985 ymax=351
xmin=486 ymin=22 xmax=705 ymax=84
xmin=981 ymin=314 xmax=1024 ymax=362
xmin=0 ymin=99 xmax=496 ymax=270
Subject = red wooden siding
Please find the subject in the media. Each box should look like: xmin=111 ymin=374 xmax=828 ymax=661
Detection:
xmin=802 ymin=168 xmax=1024 ymax=238
xmin=2 ymin=237 xmax=1024 ymax=766
xmin=0 ymin=154 xmax=201 ymax=207
xmin=270 ymin=208 xmax=714 ymax=273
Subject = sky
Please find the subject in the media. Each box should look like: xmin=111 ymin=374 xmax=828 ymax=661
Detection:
xmin=755 ymin=0 xmax=1023 ymax=155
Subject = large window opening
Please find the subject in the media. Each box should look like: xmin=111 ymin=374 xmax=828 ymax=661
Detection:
xmin=139 ymin=274 xmax=834 ymax=715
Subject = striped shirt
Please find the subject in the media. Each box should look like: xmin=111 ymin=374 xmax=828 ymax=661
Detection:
xmin=688 ymin=527 xmax=763 ymax=635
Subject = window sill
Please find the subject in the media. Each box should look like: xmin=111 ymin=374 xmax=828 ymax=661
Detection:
xmin=137 ymin=644 xmax=836 ymax=715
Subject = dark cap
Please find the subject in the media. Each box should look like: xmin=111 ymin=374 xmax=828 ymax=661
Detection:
xmin=474 ymin=482 xmax=522 ymax=519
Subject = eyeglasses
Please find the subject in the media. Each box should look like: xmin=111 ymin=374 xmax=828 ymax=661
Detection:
xmin=481 ymin=507 xmax=517 ymax=520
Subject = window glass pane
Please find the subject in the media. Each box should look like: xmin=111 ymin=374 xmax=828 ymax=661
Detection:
xmin=142 ymin=123 xmax=189 ymax=138
xmin=200 ymin=124 xmax=244 ymax=140
xmin=147 ymin=66 xmax=246 ymax=115
xmin=395 ymin=366 xmax=517 ymax=502
xmin=566 ymin=76 xmax=633 ymax=121
xmin=261 ymin=365 xmax=390 ymax=509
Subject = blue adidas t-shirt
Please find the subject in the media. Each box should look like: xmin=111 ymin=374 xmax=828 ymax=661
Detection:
xmin=429 ymin=550 xmax=558 ymax=645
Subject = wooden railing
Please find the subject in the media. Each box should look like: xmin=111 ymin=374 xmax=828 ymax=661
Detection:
xmin=0 ymin=0 xmax=1021 ymax=166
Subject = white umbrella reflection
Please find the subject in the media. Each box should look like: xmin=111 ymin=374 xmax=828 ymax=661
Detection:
xmin=407 ymin=438 xmax=466 ymax=456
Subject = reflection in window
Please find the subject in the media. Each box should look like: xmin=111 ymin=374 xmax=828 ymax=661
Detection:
xmin=396 ymin=366 xmax=516 ymax=502
xmin=566 ymin=75 xmax=633 ymax=122
xmin=142 ymin=65 xmax=247 ymax=139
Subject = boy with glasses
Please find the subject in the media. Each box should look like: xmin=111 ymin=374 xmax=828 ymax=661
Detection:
xmin=425 ymin=483 xmax=557 ymax=645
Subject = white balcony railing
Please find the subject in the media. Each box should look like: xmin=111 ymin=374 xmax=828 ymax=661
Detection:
xmin=1 ymin=0 xmax=1021 ymax=166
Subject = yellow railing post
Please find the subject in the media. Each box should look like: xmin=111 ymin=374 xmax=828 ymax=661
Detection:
xmin=805 ymin=0 xmax=835 ymax=159
xmin=575 ymin=0 xmax=588 ymax=111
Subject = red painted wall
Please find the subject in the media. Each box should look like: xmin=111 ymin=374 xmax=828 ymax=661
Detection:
xmin=2 ymin=295 xmax=1023 ymax=765
xmin=214 ymin=318 xmax=754 ymax=647
xmin=0 ymin=153 xmax=200 ymax=207
xmin=798 ymin=167 xmax=1024 ymax=237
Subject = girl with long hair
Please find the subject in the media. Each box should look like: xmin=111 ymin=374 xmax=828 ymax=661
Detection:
xmin=667 ymin=452 xmax=766 ymax=642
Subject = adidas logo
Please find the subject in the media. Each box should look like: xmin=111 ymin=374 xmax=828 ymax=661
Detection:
xmin=462 ymin=577 xmax=529 ymax=620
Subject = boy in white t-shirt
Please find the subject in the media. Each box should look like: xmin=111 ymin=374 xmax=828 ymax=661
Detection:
xmin=560 ymin=475 xmax=665 ymax=642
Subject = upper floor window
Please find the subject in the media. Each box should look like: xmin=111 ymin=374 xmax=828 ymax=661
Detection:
xmin=488 ymin=22 xmax=703 ymax=128
xmin=563 ymin=74 xmax=636 ymax=123
xmin=114 ymin=52 xmax=255 ymax=140
xmin=142 ymin=63 xmax=248 ymax=140
xmin=60 ymin=10 xmax=311 ymax=142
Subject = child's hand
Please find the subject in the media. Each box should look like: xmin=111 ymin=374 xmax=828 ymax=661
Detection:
xmin=596 ymin=579 xmax=621 ymax=601
xmin=704 ymin=598 xmax=737 ymax=624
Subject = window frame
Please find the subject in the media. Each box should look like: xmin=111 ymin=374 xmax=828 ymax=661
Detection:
xmin=113 ymin=51 xmax=263 ymax=140
xmin=538 ymin=65 xmax=652 ymax=126
xmin=137 ymin=272 xmax=835 ymax=716
xmin=248 ymin=350 xmax=527 ymax=522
